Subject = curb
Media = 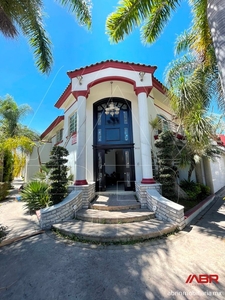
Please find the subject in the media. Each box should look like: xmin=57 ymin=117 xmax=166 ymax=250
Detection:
xmin=184 ymin=194 xmax=215 ymax=226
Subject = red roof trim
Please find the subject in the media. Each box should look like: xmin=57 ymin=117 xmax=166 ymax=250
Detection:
xmin=152 ymin=77 xmax=167 ymax=95
xmin=135 ymin=86 xmax=153 ymax=96
xmin=54 ymin=83 xmax=72 ymax=108
xmin=67 ymin=60 xmax=157 ymax=78
xmin=41 ymin=116 xmax=64 ymax=139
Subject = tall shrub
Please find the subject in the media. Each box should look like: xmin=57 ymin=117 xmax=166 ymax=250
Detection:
xmin=3 ymin=149 xmax=13 ymax=183
xmin=46 ymin=146 xmax=69 ymax=205
xmin=155 ymin=131 xmax=178 ymax=199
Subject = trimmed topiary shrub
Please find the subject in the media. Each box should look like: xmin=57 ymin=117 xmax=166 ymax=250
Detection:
xmin=46 ymin=146 xmax=69 ymax=205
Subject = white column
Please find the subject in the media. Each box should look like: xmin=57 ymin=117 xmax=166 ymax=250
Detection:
xmin=75 ymin=94 xmax=87 ymax=185
xmin=137 ymin=91 xmax=155 ymax=184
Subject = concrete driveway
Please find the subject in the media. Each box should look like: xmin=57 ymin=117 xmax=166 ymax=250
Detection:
xmin=0 ymin=186 xmax=225 ymax=299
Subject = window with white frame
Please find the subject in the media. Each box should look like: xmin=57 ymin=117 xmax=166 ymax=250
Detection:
xmin=157 ymin=114 xmax=169 ymax=132
xmin=56 ymin=128 xmax=63 ymax=143
xmin=69 ymin=112 xmax=77 ymax=135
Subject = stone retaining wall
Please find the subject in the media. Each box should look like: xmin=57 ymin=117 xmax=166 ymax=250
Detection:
xmin=69 ymin=182 xmax=95 ymax=208
xmin=146 ymin=189 xmax=185 ymax=230
xmin=135 ymin=182 xmax=162 ymax=208
xmin=39 ymin=190 xmax=82 ymax=229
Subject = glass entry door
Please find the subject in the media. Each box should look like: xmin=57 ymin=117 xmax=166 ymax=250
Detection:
xmin=97 ymin=149 xmax=106 ymax=191
xmin=123 ymin=149 xmax=134 ymax=191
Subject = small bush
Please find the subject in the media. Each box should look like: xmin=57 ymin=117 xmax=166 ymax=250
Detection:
xmin=198 ymin=183 xmax=211 ymax=200
xmin=0 ymin=182 xmax=9 ymax=201
xmin=21 ymin=181 xmax=52 ymax=212
xmin=0 ymin=224 xmax=7 ymax=242
xmin=180 ymin=180 xmax=210 ymax=201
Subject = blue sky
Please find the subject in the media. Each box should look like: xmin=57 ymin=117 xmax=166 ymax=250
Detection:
xmin=0 ymin=0 xmax=197 ymax=134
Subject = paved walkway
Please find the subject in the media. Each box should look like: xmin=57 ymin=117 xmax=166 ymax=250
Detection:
xmin=0 ymin=178 xmax=40 ymax=241
xmin=0 ymin=182 xmax=225 ymax=299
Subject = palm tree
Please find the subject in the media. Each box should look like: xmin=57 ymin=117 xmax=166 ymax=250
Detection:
xmin=0 ymin=95 xmax=33 ymax=138
xmin=0 ymin=95 xmax=38 ymax=178
xmin=106 ymin=0 xmax=225 ymax=95
xmin=165 ymin=52 xmax=221 ymax=181
xmin=0 ymin=0 xmax=92 ymax=74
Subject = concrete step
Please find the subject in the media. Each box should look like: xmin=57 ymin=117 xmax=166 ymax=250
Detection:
xmin=76 ymin=209 xmax=155 ymax=224
xmin=90 ymin=194 xmax=140 ymax=211
xmin=90 ymin=202 xmax=141 ymax=211
xmin=53 ymin=219 xmax=177 ymax=243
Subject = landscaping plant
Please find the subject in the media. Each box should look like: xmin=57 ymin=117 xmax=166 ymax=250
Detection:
xmin=21 ymin=181 xmax=52 ymax=212
xmin=46 ymin=146 xmax=69 ymax=205
xmin=154 ymin=131 xmax=178 ymax=199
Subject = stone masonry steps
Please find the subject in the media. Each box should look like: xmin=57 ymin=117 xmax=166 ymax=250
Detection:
xmin=90 ymin=194 xmax=141 ymax=211
xmin=90 ymin=202 xmax=141 ymax=211
xmin=75 ymin=208 xmax=155 ymax=224
xmin=52 ymin=219 xmax=177 ymax=243
xmin=52 ymin=194 xmax=177 ymax=243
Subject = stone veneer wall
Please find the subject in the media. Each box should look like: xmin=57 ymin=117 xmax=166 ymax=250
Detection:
xmin=39 ymin=190 xmax=83 ymax=229
xmin=146 ymin=189 xmax=185 ymax=230
xmin=135 ymin=182 xmax=162 ymax=208
xmin=70 ymin=182 xmax=96 ymax=208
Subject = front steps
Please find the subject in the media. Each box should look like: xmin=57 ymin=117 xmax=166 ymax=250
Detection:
xmin=75 ymin=208 xmax=155 ymax=224
xmin=52 ymin=194 xmax=177 ymax=243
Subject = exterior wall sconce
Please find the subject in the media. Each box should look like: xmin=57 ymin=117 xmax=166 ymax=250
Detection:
xmin=105 ymin=82 xmax=120 ymax=116
xmin=139 ymin=71 xmax=145 ymax=81
xmin=77 ymin=75 xmax=83 ymax=85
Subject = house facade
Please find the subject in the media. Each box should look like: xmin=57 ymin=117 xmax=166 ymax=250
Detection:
xmin=25 ymin=60 xmax=225 ymax=196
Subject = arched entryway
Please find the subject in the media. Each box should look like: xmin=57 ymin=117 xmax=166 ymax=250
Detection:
xmin=93 ymin=98 xmax=135 ymax=191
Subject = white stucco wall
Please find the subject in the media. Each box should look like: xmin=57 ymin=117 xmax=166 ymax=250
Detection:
xmin=25 ymin=142 xmax=52 ymax=181
xmin=205 ymin=154 xmax=225 ymax=193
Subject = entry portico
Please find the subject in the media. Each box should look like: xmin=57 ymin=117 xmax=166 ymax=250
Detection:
xmin=54 ymin=60 xmax=160 ymax=191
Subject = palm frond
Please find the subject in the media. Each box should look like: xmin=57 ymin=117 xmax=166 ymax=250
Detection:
xmin=141 ymin=0 xmax=181 ymax=44
xmin=106 ymin=0 xmax=154 ymax=43
xmin=174 ymin=30 xmax=195 ymax=54
xmin=189 ymin=0 xmax=211 ymax=60
xmin=16 ymin=1 xmax=53 ymax=74
xmin=0 ymin=7 xmax=18 ymax=37
xmin=58 ymin=0 xmax=92 ymax=29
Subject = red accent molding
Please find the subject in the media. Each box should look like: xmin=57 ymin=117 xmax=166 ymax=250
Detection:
xmin=72 ymin=90 xmax=89 ymax=99
xmin=135 ymin=86 xmax=153 ymax=96
xmin=87 ymin=76 xmax=135 ymax=89
xmin=152 ymin=77 xmax=167 ymax=95
xmin=67 ymin=60 xmax=157 ymax=78
xmin=74 ymin=179 xmax=88 ymax=185
xmin=184 ymin=195 xmax=215 ymax=219
xmin=41 ymin=116 xmax=64 ymax=139
xmin=55 ymin=83 xmax=72 ymax=108
xmin=141 ymin=178 xmax=156 ymax=184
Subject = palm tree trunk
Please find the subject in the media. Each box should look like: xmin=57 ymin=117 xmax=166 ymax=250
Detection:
xmin=207 ymin=0 xmax=225 ymax=95
xmin=188 ymin=159 xmax=195 ymax=182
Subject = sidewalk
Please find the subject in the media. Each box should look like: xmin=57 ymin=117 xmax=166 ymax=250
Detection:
xmin=0 ymin=182 xmax=224 ymax=299
xmin=0 ymin=178 xmax=40 ymax=240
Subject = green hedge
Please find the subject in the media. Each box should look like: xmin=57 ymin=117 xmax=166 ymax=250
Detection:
xmin=180 ymin=180 xmax=211 ymax=201
xmin=0 ymin=182 xmax=9 ymax=201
